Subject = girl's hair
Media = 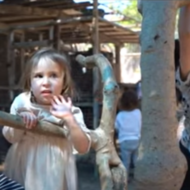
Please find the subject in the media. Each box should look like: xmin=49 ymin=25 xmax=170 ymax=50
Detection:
xmin=174 ymin=39 xmax=180 ymax=71
xmin=118 ymin=89 xmax=139 ymax=111
xmin=20 ymin=48 xmax=75 ymax=98
xmin=174 ymin=39 xmax=182 ymax=105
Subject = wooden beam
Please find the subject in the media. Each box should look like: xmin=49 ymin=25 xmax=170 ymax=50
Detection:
xmin=0 ymin=16 xmax=93 ymax=32
xmin=103 ymin=32 xmax=133 ymax=35
xmin=47 ymin=3 xmax=91 ymax=10
xmin=82 ymin=23 xmax=123 ymax=45
xmin=2 ymin=0 xmax=26 ymax=4
xmin=99 ymin=17 xmax=139 ymax=35
xmin=0 ymin=15 xmax=139 ymax=44
xmin=59 ymin=23 xmax=123 ymax=45
xmin=0 ymin=5 xmax=68 ymax=17
xmin=99 ymin=32 xmax=123 ymax=45
xmin=0 ymin=15 xmax=55 ymax=22
xmin=24 ymin=1 xmax=91 ymax=9
xmin=0 ymin=20 xmax=55 ymax=32
xmin=12 ymin=40 xmax=51 ymax=48
xmin=0 ymin=86 xmax=20 ymax=90
xmin=0 ymin=16 xmax=138 ymax=42
xmin=20 ymin=0 xmax=82 ymax=6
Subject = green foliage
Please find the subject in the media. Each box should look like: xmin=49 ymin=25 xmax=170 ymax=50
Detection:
xmin=107 ymin=1 xmax=142 ymax=26
xmin=121 ymin=1 xmax=142 ymax=25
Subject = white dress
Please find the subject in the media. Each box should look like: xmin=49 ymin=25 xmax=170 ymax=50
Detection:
xmin=2 ymin=92 xmax=90 ymax=190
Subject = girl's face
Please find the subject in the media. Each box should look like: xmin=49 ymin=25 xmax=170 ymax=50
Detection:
xmin=30 ymin=57 xmax=64 ymax=105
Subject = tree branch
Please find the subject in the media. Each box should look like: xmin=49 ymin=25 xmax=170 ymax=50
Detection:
xmin=0 ymin=111 xmax=68 ymax=138
xmin=76 ymin=54 xmax=127 ymax=190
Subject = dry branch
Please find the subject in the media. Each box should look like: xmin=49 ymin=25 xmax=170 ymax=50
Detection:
xmin=76 ymin=54 xmax=127 ymax=190
xmin=0 ymin=111 xmax=68 ymax=138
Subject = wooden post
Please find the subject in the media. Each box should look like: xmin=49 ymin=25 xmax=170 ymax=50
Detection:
xmin=39 ymin=33 xmax=43 ymax=41
xmin=20 ymin=32 xmax=25 ymax=72
xmin=49 ymin=26 xmax=54 ymax=48
xmin=13 ymin=40 xmax=50 ymax=48
xmin=92 ymin=0 xmax=99 ymax=54
xmin=53 ymin=24 xmax=61 ymax=51
xmin=7 ymin=31 xmax=15 ymax=101
xmin=92 ymin=0 xmax=100 ymax=129
xmin=115 ymin=45 xmax=121 ymax=83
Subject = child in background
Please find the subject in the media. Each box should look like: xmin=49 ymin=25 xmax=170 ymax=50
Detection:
xmin=115 ymin=90 xmax=142 ymax=179
xmin=3 ymin=48 xmax=91 ymax=190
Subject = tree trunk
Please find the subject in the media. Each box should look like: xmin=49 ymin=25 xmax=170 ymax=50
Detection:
xmin=129 ymin=1 xmax=187 ymax=190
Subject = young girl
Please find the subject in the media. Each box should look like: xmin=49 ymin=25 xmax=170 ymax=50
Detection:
xmin=175 ymin=5 xmax=190 ymax=190
xmin=2 ymin=48 xmax=91 ymax=190
xmin=115 ymin=90 xmax=142 ymax=179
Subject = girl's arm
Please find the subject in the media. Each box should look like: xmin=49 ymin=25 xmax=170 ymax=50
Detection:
xmin=50 ymin=96 xmax=91 ymax=154
xmin=179 ymin=5 xmax=190 ymax=79
xmin=64 ymin=108 xmax=91 ymax=154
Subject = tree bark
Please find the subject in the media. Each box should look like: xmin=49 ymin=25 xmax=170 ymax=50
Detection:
xmin=76 ymin=54 xmax=127 ymax=190
xmin=129 ymin=1 xmax=187 ymax=190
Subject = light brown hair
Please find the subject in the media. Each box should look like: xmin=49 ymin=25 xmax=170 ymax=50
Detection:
xmin=20 ymin=48 xmax=75 ymax=98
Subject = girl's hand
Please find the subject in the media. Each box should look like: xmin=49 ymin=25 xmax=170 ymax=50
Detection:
xmin=19 ymin=111 xmax=37 ymax=129
xmin=50 ymin=95 xmax=73 ymax=120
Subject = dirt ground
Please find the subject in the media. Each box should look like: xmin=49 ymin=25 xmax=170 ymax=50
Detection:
xmin=77 ymin=162 xmax=100 ymax=190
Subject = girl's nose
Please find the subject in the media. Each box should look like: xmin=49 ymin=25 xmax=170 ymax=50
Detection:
xmin=42 ymin=77 xmax=50 ymax=85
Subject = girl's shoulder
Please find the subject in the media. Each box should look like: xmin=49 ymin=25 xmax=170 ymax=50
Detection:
xmin=134 ymin=108 xmax=141 ymax=114
xmin=118 ymin=108 xmax=141 ymax=114
xmin=117 ymin=109 xmax=141 ymax=119
xmin=132 ymin=109 xmax=142 ymax=118
xmin=12 ymin=92 xmax=31 ymax=107
xmin=14 ymin=92 xmax=30 ymax=102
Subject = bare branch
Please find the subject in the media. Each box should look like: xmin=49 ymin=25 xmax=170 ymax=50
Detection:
xmin=0 ymin=111 xmax=68 ymax=138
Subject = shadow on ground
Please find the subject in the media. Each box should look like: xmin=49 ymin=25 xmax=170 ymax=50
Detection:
xmin=77 ymin=162 xmax=100 ymax=190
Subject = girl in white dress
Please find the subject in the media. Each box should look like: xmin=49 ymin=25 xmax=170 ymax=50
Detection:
xmin=2 ymin=48 xmax=91 ymax=190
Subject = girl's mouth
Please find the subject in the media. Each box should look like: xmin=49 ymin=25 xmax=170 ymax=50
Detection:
xmin=41 ymin=90 xmax=52 ymax=95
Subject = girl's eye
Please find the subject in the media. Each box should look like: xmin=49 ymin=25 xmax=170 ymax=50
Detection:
xmin=51 ymin=73 xmax=57 ymax=78
xmin=35 ymin=74 xmax=43 ymax=78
